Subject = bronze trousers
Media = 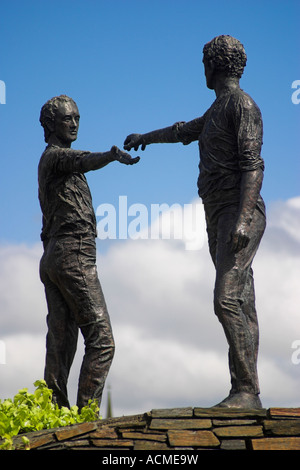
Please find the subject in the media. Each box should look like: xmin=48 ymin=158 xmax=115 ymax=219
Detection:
xmin=204 ymin=200 xmax=266 ymax=395
xmin=40 ymin=236 xmax=114 ymax=410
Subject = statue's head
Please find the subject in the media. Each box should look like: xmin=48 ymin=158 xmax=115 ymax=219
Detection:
xmin=40 ymin=95 xmax=79 ymax=144
xmin=203 ymin=35 xmax=247 ymax=88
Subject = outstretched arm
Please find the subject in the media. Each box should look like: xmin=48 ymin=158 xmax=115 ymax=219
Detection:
xmin=53 ymin=146 xmax=140 ymax=174
xmin=124 ymin=126 xmax=179 ymax=151
xmin=124 ymin=116 xmax=206 ymax=152
xmin=82 ymin=145 xmax=140 ymax=171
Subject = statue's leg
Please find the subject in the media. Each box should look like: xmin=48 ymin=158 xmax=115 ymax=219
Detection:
xmin=211 ymin=208 xmax=265 ymax=408
xmin=40 ymin=240 xmax=79 ymax=408
xmin=52 ymin=237 xmax=115 ymax=411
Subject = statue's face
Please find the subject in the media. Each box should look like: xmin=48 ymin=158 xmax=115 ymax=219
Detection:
xmin=53 ymin=100 xmax=80 ymax=145
xmin=203 ymin=57 xmax=215 ymax=90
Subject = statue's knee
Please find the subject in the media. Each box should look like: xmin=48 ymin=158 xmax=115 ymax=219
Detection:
xmin=214 ymin=294 xmax=240 ymax=321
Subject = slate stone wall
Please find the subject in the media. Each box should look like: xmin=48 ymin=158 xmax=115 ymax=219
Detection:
xmin=12 ymin=407 xmax=300 ymax=451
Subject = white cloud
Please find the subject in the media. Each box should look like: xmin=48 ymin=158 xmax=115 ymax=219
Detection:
xmin=0 ymin=334 xmax=45 ymax=399
xmin=0 ymin=244 xmax=46 ymax=335
xmin=0 ymin=197 xmax=299 ymax=416
xmin=105 ymin=325 xmax=229 ymax=415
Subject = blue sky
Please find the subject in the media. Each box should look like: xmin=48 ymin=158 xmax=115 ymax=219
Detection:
xmin=0 ymin=0 xmax=299 ymax=245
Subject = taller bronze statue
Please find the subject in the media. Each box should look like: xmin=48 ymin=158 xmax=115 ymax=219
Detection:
xmin=38 ymin=95 xmax=139 ymax=410
xmin=124 ymin=35 xmax=266 ymax=409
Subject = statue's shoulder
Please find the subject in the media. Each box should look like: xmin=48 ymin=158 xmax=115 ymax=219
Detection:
xmin=38 ymin=145 xmax=60 ymax=175
xmin=229 ymin=88 xmax=262 ymax=117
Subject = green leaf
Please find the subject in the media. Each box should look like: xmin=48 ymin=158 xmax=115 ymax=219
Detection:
xmin=0 ymin=380 xmax=101 ymax=449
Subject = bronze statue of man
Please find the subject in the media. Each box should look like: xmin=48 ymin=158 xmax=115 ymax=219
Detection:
xmin=38 ymin=95 xmax=139 ymax=410
xmin=124 ymin=35 xmax=266 ymax=408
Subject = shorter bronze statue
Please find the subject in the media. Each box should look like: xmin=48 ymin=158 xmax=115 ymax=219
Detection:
xmin=124 ymin=35 xmax=266 ymax=409
xmin=38 ymin=95 xmax=139 ymax=410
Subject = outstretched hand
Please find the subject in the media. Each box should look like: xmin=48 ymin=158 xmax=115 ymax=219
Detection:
xmin=124 ymin=134 xmax=146 ymax=151
xmin=111 ymin=146 xmax=140 ymax=165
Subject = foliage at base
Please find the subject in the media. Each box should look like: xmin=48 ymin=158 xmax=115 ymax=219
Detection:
xmin=0 ymin=380 xmax=100 ymax=449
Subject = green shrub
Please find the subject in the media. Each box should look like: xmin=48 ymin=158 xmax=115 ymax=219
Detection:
xmin=0 ymin=379 xmax=99 ymax=449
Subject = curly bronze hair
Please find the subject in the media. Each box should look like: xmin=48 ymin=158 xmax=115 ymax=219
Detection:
xmin=203 ymin=35 xmax=247 ymax=79
xmin=39 ymin=95 xmax=78 ymax=143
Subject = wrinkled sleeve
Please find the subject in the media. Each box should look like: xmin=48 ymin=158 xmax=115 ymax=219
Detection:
xmin=172 ymin=115 xmax=206 ymax=145
xmin=50 ymin=148 xmax=93 ymax=173
xmin=232 ymin=95 xmax=265 ymax=172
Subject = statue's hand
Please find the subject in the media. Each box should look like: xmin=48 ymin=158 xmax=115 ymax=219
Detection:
xmin=124 ymin=134 xmax=146 ymax=151
xmin=111 ymin=146 xmax=140 ymax=165
xmin=229 ymin=222 xmax=250 ymax=253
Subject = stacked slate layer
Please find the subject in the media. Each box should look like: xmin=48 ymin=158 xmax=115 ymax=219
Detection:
xmin=9 ymin=407 xmax=300 ymax=451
